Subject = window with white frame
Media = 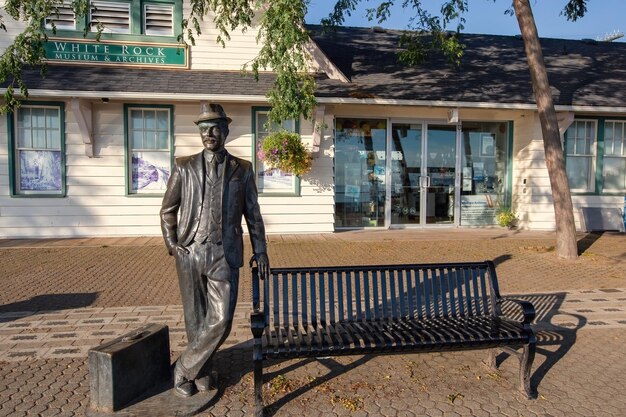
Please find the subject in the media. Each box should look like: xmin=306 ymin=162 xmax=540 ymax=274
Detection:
xmin=126 ymin=106 xmax=172 ymax=194
xmin=253 ymin=109 xmax=299 ymax=195
xmin=603 ymin=120 xmax=626 ymax=192
xmin=565 ymin=120 xmax=597 ymax=193
xmin=45 ymin=1 xmax=76 ymax=31
xmin=13 ymin=105 xmax=65 ymax=195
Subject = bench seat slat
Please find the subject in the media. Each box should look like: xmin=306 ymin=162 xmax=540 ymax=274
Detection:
xmin=262 ymin=316 xmax=529 ymax=359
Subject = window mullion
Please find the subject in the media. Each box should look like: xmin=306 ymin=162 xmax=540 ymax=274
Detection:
xmin=595 ymin=119 xmax=604 ymax=194
xmin=131 ymin=0 xmax=142 ymax=34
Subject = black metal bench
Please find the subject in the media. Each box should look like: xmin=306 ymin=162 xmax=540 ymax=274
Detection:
xmin=250 ymin=261 xmax=536 ymax=416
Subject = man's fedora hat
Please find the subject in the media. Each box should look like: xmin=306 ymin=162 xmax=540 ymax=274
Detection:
xmin=194 ymin=103 xmax=232 ymax=125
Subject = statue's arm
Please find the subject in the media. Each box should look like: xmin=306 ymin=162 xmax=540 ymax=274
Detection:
xmin=242 ymin=165 xmax=269 ymax=277
xmin=160 ymin=163 xmax=182 ymax=255
xmin=242 ymin=166 xmax=267 ymax=254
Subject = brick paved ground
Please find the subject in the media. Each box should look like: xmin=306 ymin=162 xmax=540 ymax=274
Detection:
xmin=0 ymin=230 xmax=625 ymax=416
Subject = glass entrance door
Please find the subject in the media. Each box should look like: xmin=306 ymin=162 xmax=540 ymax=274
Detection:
xmin=425 ymin=125 xmax=457 ymax=224
xmin=390 ymin=123 xmax=422 ymax=225
xmin=390 ymin=122 xmax=458 ymax=226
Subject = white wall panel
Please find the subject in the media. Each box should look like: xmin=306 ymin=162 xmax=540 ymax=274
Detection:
xmin=0 ymin=99 xmax=336 ymax=237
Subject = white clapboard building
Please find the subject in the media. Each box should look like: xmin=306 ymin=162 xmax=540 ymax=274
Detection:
xmin=1 ymin=1 xmax=625 ymax=238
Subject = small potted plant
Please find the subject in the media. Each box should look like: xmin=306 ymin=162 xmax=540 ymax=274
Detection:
xmin=496 ymin=208 xmax=518 ymax=229
xmin=257 ymin=131 xmax=312 ymax=176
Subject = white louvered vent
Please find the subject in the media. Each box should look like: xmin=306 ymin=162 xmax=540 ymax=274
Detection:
xmin=90 ymin=1 xmax=131 ymax=34
xmin=144 ymin=4 xmax=174 ymax=36
xmin=45 ymin=2 xmax=76 ymax=30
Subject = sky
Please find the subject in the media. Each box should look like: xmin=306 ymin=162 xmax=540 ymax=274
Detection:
xmin=305 ymin=0 xmax=626 ymax=42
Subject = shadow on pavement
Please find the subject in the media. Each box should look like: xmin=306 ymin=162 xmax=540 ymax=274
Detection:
xmin=499 ymin=292 xmax=586 ymax=395
xmin=0 ymin=292 xmax=99 ymax=316
xmin=577 ymin=232 xmax=604 ymax=256
xmin=210 ymin=291 xmax=587 ymax=415
xmin=493 ymin=253 xmax=513 ymax=267
xmin=209 ymin=343 xmax=374 ymax=417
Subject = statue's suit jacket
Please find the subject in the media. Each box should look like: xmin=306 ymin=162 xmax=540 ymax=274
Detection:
xmin=160 ymin=151 xmax=267 ymax=269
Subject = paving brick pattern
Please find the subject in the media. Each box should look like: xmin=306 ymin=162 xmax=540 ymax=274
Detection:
xmin=1 ymin=289 xmax=625 ymax=363
xmin=0 ymin=230 xmax=624 ymax=416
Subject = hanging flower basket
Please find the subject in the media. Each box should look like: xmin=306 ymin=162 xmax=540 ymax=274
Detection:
xmin=257 ymin=131 xmax=312 ymax=176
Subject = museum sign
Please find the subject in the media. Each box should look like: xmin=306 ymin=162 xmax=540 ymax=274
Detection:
xmin=44 ymin=39 xmax=188 ymax=68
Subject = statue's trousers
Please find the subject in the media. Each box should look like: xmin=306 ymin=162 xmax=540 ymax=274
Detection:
xmin=174 ymin=240 xmax=239 ymax=380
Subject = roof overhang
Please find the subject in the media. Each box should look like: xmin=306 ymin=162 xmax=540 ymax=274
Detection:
xmin=1 ymin=89 xmax=268 ymax=103
xmin=5 ymin=88 xmax=626 ymax=115
xmin=317 ymin=97 xmax=626 ymax=114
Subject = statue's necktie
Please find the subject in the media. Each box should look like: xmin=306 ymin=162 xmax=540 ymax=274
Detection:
xmin=208 ymin=154 xmax=218 ymax=184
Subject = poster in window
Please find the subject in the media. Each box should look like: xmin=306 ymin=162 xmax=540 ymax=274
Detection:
xmin=462 ymin=167 xmax=473 ymax=191
xmin=480 ymin=134 xmax=496 ymax=156
xmin=132 ymin=151 xmax=170 ymax=192
xmin=19 ymin=150 xmax=62 ymax=191
xmin=259 ymin=167 xmax=294 ymax=190
xmin=460 ymin=195 xmax=498 ymax=226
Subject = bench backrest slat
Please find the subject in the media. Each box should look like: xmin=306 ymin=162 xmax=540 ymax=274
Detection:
xmin=358 ymin=270 xmax=366 ymax=320
xmin=389 ymin=269 xmax=399 ymax=320
xmin=282 ymin=272 xmax=289 ymax=329
xmin=356 ymin=270 xmax=365 ymax=321
xmin=309 ymin=270 xmax=317 ymax=327
xmin=346 ymin=271 xmax=354 ymax=321
xmin=424 ymin=268 xmax=433 ymax=319
xmin=328 ymin=271 xmax=336 ymax=325
xmin=414 ymin=268 xmax=424 ymax=320
xmin=446 ymin=268 xmax=457 ymax=317
xmin=479 ymin=268 xmax=489 ymax=316
xmin=470 ymin=267 xmax=482 ymax=316
xmin=300 ymin=272 xmax=308 ymax=325
xmin=459 ymin=268 xmax=472 ymax=316
xmin=337 ymin=271 xmax=345 ymax=322
xmin=437 ymin=267 xmax=448 ymax=317
xmin=402 ymin=269 xmax=415 ymax=316
xmin=254 ymin=262 xmax=497 ymax=329
xmin=319 ymin=271 xmax=327 ymax=327
xmin=291 ymin=272 xmax=299 ymax=327
xmin=454 ymin=268 xmax=465 ymax=316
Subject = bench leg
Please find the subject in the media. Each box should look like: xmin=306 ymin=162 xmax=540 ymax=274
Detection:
xmin=253 ymin=358 xmax=264 ymax=417
xmin=519 ymin=342 xmax=537 ymax=399
xmin=486 ymin=349 xmax=498 ymax=370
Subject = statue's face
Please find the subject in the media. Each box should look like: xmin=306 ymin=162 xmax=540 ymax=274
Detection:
xmin=198 ymin=120 xmax=228 ymax=153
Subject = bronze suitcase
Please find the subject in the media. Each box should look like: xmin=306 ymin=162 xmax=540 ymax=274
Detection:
xmin=88 ymin=323 xmax=171 ymax=412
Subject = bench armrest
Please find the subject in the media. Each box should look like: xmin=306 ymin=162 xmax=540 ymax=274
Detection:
xmin=251 ymin=311 xmax=266 ymax=339
xmin=498 ymin=297 xmax=536 ymax=327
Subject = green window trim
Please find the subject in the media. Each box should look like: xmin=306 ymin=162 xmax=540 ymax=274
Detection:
xmin=7 ymin=101 xmax=67 ymax=198
xmin=251 ymin=107 xmax=302 ymax=197
xmin=564 ymin=116 xmax=626 ymax=196
xmin=123 ymin=103 xmax=175 ymax=196
xmin=46 ymin=0 xmax=183 ymax=43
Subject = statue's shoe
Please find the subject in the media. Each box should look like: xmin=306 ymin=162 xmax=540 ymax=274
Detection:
xmin=175 ymin=379 xmax=197 ymax=397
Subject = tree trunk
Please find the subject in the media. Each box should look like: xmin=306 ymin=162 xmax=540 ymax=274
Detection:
xmin=513 ymin=0 xmax=578 ymax=259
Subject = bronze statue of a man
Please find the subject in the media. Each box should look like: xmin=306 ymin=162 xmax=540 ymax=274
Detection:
xmin=160 ymin=103 xmax=270 ymax=397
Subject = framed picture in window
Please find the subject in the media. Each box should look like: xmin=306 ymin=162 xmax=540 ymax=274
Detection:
xmin=19 ymin=150 xmax=62 ymax=191
xmin=481 ymin=134 xmax=496 ymax=156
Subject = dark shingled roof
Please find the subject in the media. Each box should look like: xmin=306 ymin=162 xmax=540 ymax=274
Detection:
xmin=308 ymin=25 xmax=626 ymax=107
xmin=11 ymin=26 xmax=626 ymax=108
xmin=14 ymin=65 xmax=277 ymax=97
